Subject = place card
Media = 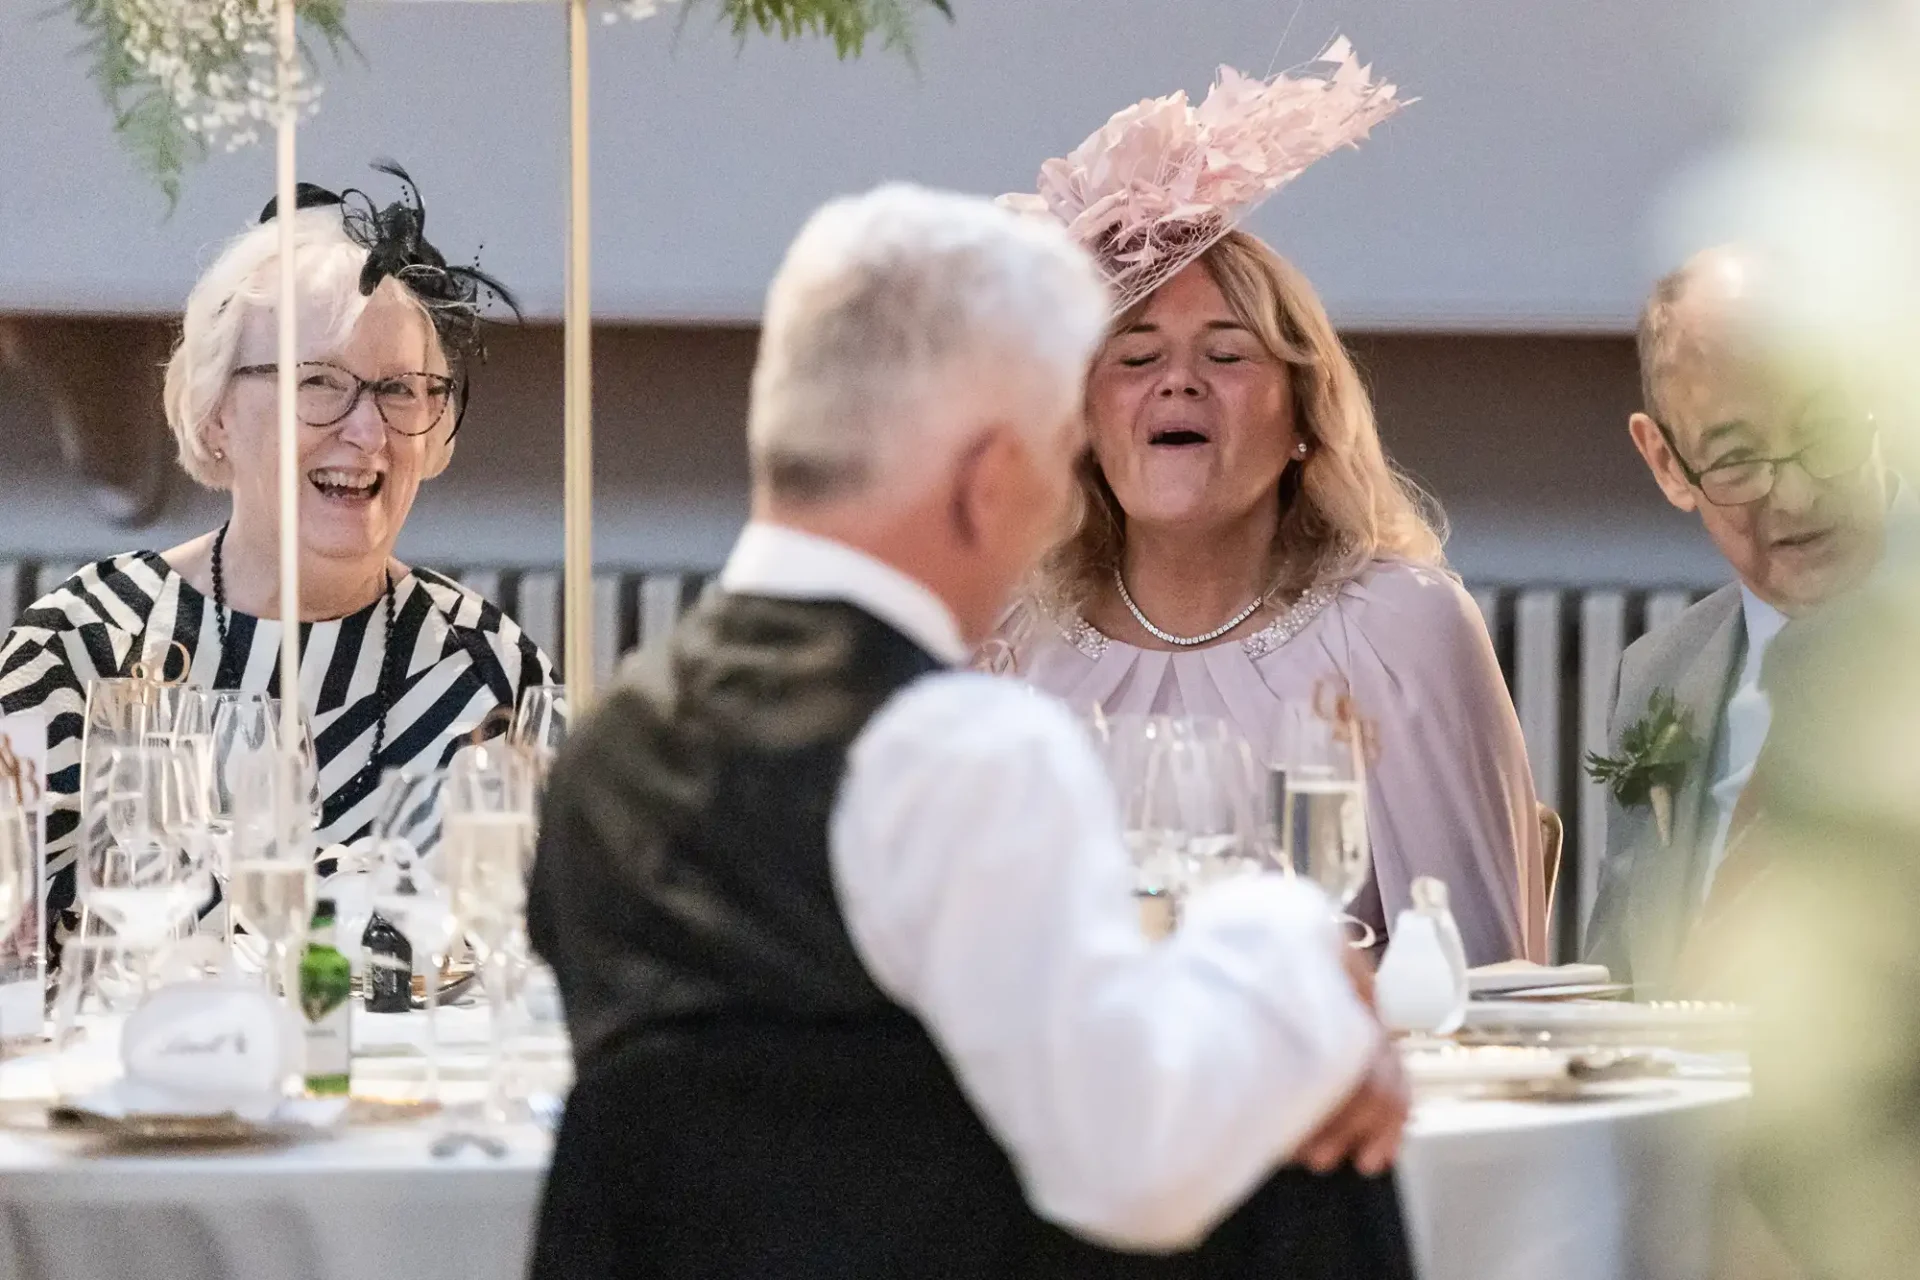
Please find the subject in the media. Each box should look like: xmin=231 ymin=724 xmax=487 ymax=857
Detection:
xmin=108 ymin=982 xmax=299 ymax=1119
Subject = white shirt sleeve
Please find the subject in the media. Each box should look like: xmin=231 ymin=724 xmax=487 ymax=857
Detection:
xmin=830 ymin=672 xmax=1380 ymax=1252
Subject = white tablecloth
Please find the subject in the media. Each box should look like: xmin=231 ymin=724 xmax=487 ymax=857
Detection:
xmin=1401 ymin=1080 xmax=1750 ymax=1280
xmin=0 ymin=1017 xmax=1748 ymax=1280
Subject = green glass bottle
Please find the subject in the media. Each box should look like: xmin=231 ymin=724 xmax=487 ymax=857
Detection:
xmin=300 ymin=897 xmax=353 ymax=1096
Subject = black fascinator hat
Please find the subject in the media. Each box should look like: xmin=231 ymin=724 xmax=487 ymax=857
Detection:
xmin=260 ymin=160 xmax=520 ymax=438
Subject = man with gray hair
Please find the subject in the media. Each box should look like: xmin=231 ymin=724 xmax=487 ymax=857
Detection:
xmin=528 ymin=184 xmax=1410 ymax=1278
xmin=1585 ymin=245 xmax=1897 ymax=994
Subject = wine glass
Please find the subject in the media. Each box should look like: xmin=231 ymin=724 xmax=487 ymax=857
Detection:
xmin=1267 ymin=703 xmax=1375 ymax=946
xmin=1163 ymin=725 xmax=1267 ymax=892
xmin=84 ymin=746 xmax=212 ymax=989
xmin=1108 ymin=716 xmax=1189 ymax=938
xmin=0 ymin=779 xmax=37 ymax=1044
xmin=369 ymin=768 xmax=458 ymax=1105
xmin=79 ymin=679 xmax=160 ymax=821
xmin=508 ymin=685 xmax=568 ymax=779
xmin=443 ymin=746 xmax=535 ymax=1127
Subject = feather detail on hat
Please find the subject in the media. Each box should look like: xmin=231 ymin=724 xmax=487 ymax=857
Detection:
xmin=1000 ymin=38 xmax=1406 ymax=313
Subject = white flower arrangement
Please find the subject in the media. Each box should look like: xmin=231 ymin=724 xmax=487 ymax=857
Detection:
xmin=63 ymin=0 xmax=953 ymax=208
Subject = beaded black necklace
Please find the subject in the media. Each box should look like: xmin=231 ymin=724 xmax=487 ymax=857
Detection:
xmin=211 ymin=521 xmax=398 ymax=790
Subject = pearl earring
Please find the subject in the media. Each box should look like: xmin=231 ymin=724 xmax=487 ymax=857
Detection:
xmin=1294 ymin=442 xmax=1309 ymax=458
xmin=213 ymin=449 xmax=226 ymax=460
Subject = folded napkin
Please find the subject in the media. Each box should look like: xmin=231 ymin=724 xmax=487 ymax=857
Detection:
xmin=102 ymin=982 xmax=297 ymax=1116
xmin=1468 ymin=960 xmax=1612 ymax=995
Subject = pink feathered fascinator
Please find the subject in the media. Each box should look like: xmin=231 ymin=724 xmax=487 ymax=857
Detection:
xmin=1000 ymin=37 xmax=1404 ymax=314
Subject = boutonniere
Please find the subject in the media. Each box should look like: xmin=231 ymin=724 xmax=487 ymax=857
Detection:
xmin=1584 ymin=689 xmax=1700 ymax=845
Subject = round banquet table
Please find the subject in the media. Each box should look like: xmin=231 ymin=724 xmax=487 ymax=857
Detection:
xmin=0 ymin=1028 xmax=1749 ymax=1280
xmin=1400 ymin=1079 xmax=1750 ymax=1280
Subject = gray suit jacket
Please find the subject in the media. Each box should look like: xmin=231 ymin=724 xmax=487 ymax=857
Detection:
xmin=1583 ymin=583 xmax=1745 ymax=994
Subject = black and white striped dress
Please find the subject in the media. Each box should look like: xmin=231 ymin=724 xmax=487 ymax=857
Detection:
xmin=0 ymin=551 xmax=555 ymax=941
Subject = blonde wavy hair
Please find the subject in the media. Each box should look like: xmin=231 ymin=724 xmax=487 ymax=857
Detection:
xmin=1033 ymin=230 xmax=1445 ymax=619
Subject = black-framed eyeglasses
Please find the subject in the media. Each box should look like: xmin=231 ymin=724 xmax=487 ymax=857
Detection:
xmin=232 ymin=361 xmax=457 ymax=438
xmin=1653 ymin=416 xmax=1878 ymax=507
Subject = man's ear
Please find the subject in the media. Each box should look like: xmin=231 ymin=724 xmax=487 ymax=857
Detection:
xmin=948 ymin=429 xmax=1005 ymax=550
xmin=1628 ymin=412 xmax=1699 ymax=513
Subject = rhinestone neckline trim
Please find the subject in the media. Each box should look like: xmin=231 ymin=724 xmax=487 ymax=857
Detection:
xmin=1063 ymin=581 xmax=1341 ymax=661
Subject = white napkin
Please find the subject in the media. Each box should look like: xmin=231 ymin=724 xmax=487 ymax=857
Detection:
xmin=1467 ymin=960 xmax=1612 ymax=995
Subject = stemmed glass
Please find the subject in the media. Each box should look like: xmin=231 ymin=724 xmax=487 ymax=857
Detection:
xmin=1100 ymin=715 xmax=1270 ymax=940
xmin=369 ymin=769 xmax=458 ymax=1106
xmin=224 ymin=742 xmax=316 ymax=1011
xmin=1162 ymin=724 xmax=1267 ymax=891
xmin=1267 ymin=702 xmax=1376 ymax=946
xmin=508 ymin=685 xmax=568 ymax=783
xmin=442 ymin=745 xmax=535 ymax=1128
xmin=84 ymin=746 xmax=213 ymax=991
xmin=1102 ymin=715 xmax=1186 ymax=938
xmin=0 ymin=776 xmax=38 ymax=981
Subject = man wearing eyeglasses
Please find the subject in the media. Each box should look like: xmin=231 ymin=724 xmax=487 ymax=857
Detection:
xmin=1584 ymin=245 xmax=1900 ymax=995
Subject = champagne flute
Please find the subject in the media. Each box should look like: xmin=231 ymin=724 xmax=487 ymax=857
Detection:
xmin=1267 ymin=704 xmax=1375 ymax=946
xmin=210 ymin=692 xmax=279 ymax=955
xmin=509 ymin=685 xmax=567 ymax=878
xmin=369 ymin=769 xmax=458 ymax=1106
xmin=443 ymin=746 xmax=535 ymax=1128
xmin=226 ymin=747 xmax=315 ymax=1012
xmin=267 ymin=699 xmax=322 ymax=839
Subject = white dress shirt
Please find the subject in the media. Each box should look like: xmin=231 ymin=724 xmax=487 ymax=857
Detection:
xmin=721 ymin=522 xmax=1379 ymax=1252
xmin=1699 ymin=588 xmax=1787 ymax=900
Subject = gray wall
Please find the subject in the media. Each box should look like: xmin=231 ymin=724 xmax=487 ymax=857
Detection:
xmin=0 ymin=321 xmax=1727 ymax=589
xmin=0 ymin=0 xmax=1847 ymax=327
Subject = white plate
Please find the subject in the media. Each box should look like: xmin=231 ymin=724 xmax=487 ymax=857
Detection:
xmin=1403 ymin=1044 xmax=1570 ymax=1088
xmin=1458 ymin=999 xmax=1748 ymax=1048
xmin=1496 ymin=983 xmax=1633 ymax=1002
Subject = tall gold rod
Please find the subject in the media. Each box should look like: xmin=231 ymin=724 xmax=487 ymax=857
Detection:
xmin=563 ymin=0 xmax=595 ymax=705
xmin=274 ymin=0 xmax=302 ymax=777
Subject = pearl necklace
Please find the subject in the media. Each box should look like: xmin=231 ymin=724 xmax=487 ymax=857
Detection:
xmin=1113 ymin=568 xmax=1266 ymax=647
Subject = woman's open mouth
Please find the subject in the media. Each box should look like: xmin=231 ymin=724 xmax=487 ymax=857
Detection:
xmin=308 ymin=468 xmax=384 ymax=503
xmin=1147 ymin=427 xmax=1211 ymax=447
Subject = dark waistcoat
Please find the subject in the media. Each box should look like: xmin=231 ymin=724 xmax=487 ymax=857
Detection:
xmin=528 ymin=592 xmax=1413 ymax=1280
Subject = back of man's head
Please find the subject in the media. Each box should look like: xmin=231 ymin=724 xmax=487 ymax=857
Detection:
xmin=748 ymin=183 xmax=1109 ymax=509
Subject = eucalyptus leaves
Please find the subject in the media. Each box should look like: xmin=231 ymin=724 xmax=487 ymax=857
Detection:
xmin=62 ymin=0 xmax=956 ymax=207
xmin=1585 ymin=689 xmax=1700 ymax=844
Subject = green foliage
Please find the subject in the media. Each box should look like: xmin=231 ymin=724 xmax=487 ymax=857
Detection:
xmin=1585 ymin=688 xmax=1701 ymax=809
xmin=714 ymin=0 xmax=953 ymax=59
xmin=63 ymin=0 xmax=954 ymax=208
xmin=59 ymin=0 xmax=357 ymax=212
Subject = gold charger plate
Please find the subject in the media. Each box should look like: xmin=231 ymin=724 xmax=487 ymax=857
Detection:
xmin=45 ymin=1106 xmax=304 ymax=1149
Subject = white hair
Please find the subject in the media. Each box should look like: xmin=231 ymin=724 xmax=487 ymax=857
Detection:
xmin=163 ymin=208 xmax=436 ymax=489
xmin=748 ymin=183 xmax=1110 ymax=503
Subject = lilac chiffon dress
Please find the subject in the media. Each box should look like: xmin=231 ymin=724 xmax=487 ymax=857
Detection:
xmin=1009 ymin=559 xmax=1547 ymax=965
